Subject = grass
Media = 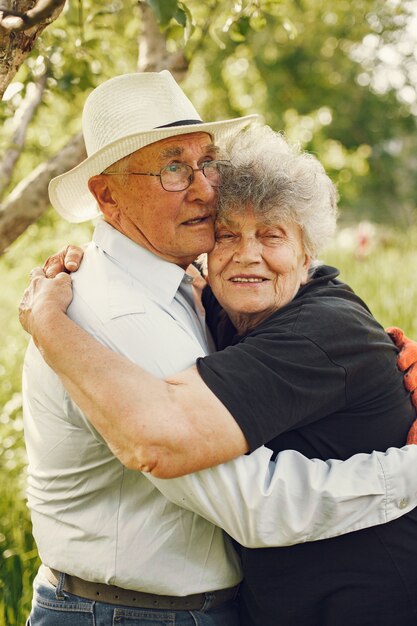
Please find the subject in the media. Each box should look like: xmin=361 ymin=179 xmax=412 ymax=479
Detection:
xmin=321 ymin=224 xmax=417 ymax=337
xmin=0 ymin=219 xmax=416 ymax=624
xmin=0 ymin=211 xmax=91 ymax=625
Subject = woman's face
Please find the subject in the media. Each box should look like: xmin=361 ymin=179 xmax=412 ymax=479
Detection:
xmin=208 ymin=206 xmax=311 ymax=331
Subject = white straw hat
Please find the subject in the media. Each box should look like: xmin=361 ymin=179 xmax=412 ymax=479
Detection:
xmin=49 ymin=71 xmax=260 ymax=222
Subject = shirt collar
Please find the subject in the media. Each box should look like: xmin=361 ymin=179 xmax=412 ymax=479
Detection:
xmin=92 ymin=219 xmax=188 ymax=306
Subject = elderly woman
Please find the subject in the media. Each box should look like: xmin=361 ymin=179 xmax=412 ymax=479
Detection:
xmin=21 ymin=126 xmax=417 ymax=625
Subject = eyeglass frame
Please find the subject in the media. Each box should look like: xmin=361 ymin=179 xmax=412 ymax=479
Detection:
xmin=102 ymin=159 xmax=232 ymax=192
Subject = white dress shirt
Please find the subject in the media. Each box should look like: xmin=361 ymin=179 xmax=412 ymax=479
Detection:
xmin=23 ymin=219 xmax=240 ymax=595
xmin=22 ymin=219 xmax=417 ymax=594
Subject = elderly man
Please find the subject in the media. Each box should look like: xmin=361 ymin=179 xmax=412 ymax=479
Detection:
xmin=22 ymin=71 xmax=417 ymax=626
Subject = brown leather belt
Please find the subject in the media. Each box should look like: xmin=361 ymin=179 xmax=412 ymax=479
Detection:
xmin=44 ymin=566 xmax=239 ymax=610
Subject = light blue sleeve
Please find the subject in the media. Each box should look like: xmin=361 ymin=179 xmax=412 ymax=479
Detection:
xmin=146 ymin=445 xmax=417 ymax=547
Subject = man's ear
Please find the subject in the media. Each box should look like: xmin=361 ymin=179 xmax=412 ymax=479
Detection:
xmin=88 ymin=175 xmax=118 ymax=218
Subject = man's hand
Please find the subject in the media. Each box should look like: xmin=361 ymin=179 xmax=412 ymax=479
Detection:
xmin=19 ymin=268 xmax=74 ymax=340
xmin=43 ymin=245 xmax=85 ymax=278
xmin=387 ymin=326 xmax=417 ymax=444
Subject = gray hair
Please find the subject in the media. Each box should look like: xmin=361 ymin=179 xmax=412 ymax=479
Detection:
xmin=218 ymin=125 xmax=338 ymax=258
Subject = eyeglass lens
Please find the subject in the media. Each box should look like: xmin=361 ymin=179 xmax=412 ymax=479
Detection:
xmin=160 ymin=162 xmax=223 ymax=191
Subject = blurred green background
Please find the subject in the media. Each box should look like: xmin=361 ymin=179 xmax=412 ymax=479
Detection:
xmin=1 ymin=1 xmax=417 ymax=623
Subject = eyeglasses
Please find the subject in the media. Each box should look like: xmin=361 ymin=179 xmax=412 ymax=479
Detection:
xmin=103 ymin=160 xmax=231 ymax=192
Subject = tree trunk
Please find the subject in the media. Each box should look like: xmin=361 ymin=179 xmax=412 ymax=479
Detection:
xmin=0 ymin=68 xmax=48 ymax=198
xmin=0 ymin=0 xmax=66 ymax=100
xmin=137 ymin=1 xmax=188 ymax=81
xmin=0 ymin=133 xmax=86 ymax=254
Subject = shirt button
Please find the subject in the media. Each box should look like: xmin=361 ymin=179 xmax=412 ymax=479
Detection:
xmin=398 ymin=497 xmax=409 ymax=509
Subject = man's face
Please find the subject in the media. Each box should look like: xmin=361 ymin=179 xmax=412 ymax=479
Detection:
xmin=91 ymin=133 xmax=218 ymax=269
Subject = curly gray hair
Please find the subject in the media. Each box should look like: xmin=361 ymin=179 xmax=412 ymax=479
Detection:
xmin=218 ymin=125 xmax=338 ymax=259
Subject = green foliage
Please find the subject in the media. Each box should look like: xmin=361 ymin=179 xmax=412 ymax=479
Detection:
xmin=147 ymin=0 xmax=186 ymax=28
xmin=2 ymin=0 xmax=417 ymax=223
xmin=0 ymin=211 xmax=91 ymax=624
xmin=182 ymin=0 xmax=417 ymax=225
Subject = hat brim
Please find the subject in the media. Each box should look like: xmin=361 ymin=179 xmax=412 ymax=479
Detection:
xmin=49 ymin=115 xmax=260 ymax=223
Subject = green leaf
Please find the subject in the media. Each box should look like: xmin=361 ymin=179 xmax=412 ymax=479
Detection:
xmin=237 ymin=16 xmax=250 ymax=36
xmin=147 ymin=0 xmax=179 ymax=27
xmin=174 ymin=6 xmax=187 ymax=27
xmin=181 ymin=2 xmax=195 ymax=42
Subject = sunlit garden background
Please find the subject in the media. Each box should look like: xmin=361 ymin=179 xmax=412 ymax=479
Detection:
xmin=1 ymin=1 xmax=417 ymax=623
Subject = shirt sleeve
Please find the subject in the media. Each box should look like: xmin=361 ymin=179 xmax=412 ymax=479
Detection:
xmin=146 ymin=445 xmax=417 ymax=547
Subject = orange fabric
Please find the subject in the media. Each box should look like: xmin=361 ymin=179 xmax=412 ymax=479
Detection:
xmin=386 ymin=327 xmax=417 ymax=441
xmin=386 ymin=327 xmax=417 ymax=371
xmin=406 ymin=419 xmax=417 ymax=445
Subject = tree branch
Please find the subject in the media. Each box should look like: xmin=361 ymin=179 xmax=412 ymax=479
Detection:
xmin=0 ymin=68 xmax=48 ymax=199
xmin=0 ymin=0 xmax=66 ymax=32
xmin=0 ymin=1 xmax=65 ymax=100
xmin=0 ymin=132 xmax=86 ymax=254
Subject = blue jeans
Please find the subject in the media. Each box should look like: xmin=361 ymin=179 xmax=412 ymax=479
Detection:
xmin=26 ymin=570 xmax=240 ymax=626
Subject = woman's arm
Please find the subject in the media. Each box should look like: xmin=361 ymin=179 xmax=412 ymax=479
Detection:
xmin=19 ymin=269 xmax=248 ymax=478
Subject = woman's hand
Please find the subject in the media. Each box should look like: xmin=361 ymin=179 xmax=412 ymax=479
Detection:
xmin=19 ymin=268 xmax=74 ymax=342
xmin=386 ymin=326 xmax=417 ymax=444
xmin=43 ymin=245 xmax=85 ymax=277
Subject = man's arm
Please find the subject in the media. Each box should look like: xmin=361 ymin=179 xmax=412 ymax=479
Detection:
xmin=146 ymin=444 xmax=417 ymax=547
xmin=19 ymin=269 xmax=248 ymax=478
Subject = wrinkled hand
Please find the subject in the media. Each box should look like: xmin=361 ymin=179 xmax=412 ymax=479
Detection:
xmin=386 ymin=326 xmax=417 ymax=444
xmin=43 ymin=244 xmax=85 ymax=278
xmin=19 ymin=267 xmax=74 ymax=339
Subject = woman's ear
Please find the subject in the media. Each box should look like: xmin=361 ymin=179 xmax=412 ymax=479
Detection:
xmin=88 ymin=175 xmax=118 ymax=219
xmin=301 ymin=255 xmax=311 ymax=284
